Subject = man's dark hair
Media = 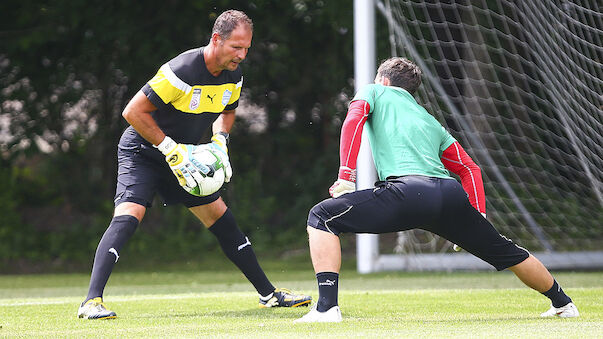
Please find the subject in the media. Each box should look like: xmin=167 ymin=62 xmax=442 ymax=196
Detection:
xmin=376 ymin=57 xmax=422 ymax=94
xmin=212 ymin=10 xmax=253 ymax=41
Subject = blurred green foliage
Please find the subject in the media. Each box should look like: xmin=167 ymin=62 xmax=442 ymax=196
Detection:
xmin=1 ymin=1 xmax=392 ymax=270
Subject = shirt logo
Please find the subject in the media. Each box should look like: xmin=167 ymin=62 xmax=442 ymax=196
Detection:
xmin=221 ymin=89 xmax=232 ymax=106
xmin=207 ymin=94 xmax=216 ymax=103
xmin=190 ymin=88 xmax=202 ymax=110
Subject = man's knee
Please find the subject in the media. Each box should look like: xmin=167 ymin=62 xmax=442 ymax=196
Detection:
xmin=114 ymin=202 xmax=146 ymax=222
xmin=307 ymin=199 xmax=352 ymax=235
xmin=307 ymin=203 xmax=329 ymax=234
xmin=189 ymin=198 xmax=228 ymax=227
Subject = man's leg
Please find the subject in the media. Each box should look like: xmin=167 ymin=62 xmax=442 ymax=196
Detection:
xmin=508 ymin=254 xmax=577 ymax=317
xmin=189 ymin=198 xmax=311 ymax=307
xmin=295 ymin=226 xmax=343 ymax=323
xmin=508 ymin=254 xmax=553 ymax=292
xmin=297 ymin=182 xmax=428 ymax=323
xmin=437 ymin=180 xmax=577 ymax=317
xmin=440 ymin=217 xmax=577 ymax=317
xmin=190 ymin=198 xmax=274 ymax=296
xmin=307 ymin=226 xmax=341 ymax=313
xmin=78 ymin=202 xmax=143 ymax=319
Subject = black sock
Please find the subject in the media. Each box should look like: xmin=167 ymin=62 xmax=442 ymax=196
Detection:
xmin=316 ymin=272 xmax=339 ymax=312
xmin=542 ymin=279 xmax=572 ymax=307
xmin=86 ymin=215 xmax=138 ymax=301
xmin=209 ymin=209 xmax=275 ymax=297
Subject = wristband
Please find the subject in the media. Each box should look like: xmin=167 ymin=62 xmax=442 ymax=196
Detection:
xmin=214 ymin=132 xmax=229 ymax=145
xmin=338 ymin=166 xmax=356 ymax=182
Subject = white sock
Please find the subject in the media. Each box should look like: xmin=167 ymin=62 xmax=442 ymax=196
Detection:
xmin=260 ymin=292 xmax=274 ymax=301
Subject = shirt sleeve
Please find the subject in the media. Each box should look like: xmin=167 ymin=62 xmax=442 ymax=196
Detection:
xmin=339 ymin=100 xmax=371 ymax=173
xmin=351 ymin=84 xmax=377 ymax=112
xmin=144 ymin=63 xmax=189 ymax=107
xmin=440 ymin=141 xmax=486 ymax=214
xmin=439 ymin=125 xmax=457 ymax=154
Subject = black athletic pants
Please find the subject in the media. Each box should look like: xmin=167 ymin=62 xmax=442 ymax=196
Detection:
xmin=307 ymin=176 xmax=529 ymax=271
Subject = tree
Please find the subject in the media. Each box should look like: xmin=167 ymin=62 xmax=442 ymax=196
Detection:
xmin=0 ymin=0 xmax=356 ymax=265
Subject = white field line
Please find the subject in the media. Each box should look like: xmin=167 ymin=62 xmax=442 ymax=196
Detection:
xmin=0 ymin=288 xmax=526 ymax=307
xmin=0 ymin=291 xmax=255 ymax=307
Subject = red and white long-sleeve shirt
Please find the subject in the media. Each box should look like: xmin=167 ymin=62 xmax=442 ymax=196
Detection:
xmin=338 ymin=95 xmax=486 ymax=214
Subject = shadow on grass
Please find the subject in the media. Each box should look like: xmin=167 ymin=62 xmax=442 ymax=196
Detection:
xmin=132 ymin=307 xmax=308 ymax=320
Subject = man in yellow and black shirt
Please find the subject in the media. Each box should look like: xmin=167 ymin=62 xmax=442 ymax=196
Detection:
xmin=77 ymin=10 xmax=311 ymax=320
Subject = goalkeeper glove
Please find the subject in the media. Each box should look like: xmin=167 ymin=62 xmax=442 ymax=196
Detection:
xmin=329 ymin=166 xmax=356 ymax=198
xmin=208 ymin=132 xmax=233 ymax=183
xmin=156 ymin=136 xmax=210 ymax=193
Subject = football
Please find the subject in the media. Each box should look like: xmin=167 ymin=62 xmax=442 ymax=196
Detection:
xmin=188 ymin=148 xmax=226 ymax=196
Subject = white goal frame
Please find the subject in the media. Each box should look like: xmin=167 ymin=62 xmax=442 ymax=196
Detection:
xmin=353 ymin=0 xmax=603 ymax=273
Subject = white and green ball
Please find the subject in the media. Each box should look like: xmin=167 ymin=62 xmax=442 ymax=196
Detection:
xmin=189 ymin=149 xmax=226 ymax=197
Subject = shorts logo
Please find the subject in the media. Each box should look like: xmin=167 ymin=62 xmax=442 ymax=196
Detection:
xmin=221 ymin=89 xmax=232 ymax=106
xmin=190 ymin=88 xmax=202 ymax=110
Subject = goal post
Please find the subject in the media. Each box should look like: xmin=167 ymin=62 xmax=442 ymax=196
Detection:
xmin=354 ymin=0 xmax=380 ymax=274
xmin=354 ymin=0 xmax=603 ymax=272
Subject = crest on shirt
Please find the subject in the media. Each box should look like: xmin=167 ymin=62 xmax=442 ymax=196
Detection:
xmin=189 ymin=88 xmax=202 ymax=110
xmin=221 ymin=89 xmax=232 ymax=106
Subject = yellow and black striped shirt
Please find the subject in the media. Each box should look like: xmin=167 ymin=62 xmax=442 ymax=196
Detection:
xmin=136 ymin=47 xmax=242 ymax=145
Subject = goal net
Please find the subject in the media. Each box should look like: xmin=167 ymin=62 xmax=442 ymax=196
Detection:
xmin=356 ymin=0 xmax=603 ymax=272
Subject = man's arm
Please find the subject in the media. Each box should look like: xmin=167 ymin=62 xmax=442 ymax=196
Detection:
xmin=122 ymin=91 xmax=164 ymax=146
xmin=329 ymin=100 xmax=370 ymax=198
xmin=213 ymin=109 xmax=236 ymax=134
xmin=209 ymin=109 xmax=235 ymax=182
xmin=440 ymin=142 xmax=486 ymax=216
xmin=339 ymin=101 xmax=370 ymax=175
xmin=122 ymin=90 xmax=209 ymax=192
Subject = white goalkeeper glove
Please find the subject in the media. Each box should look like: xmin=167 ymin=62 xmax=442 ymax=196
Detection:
xmin=329 ymin=166 xmax=356 ymax=198
xmin=453 ymin=212 xmax=486 ymax=252
xmin=156 ymin=136 xmax=211 ymax=193
xmin=207 ymin=132 xmax=232 ymax=183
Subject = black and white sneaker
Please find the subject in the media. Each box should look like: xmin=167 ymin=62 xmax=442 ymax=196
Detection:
xmin=77 ymin=297 xmax=117 ymax=320
xmin=259 ymin=288 xmax=312 ymax=308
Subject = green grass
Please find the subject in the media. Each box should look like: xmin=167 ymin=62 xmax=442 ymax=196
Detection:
xmin=0 ymin=268 xmax=601 ymax=338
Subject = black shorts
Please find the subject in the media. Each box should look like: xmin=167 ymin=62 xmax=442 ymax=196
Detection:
xmin=308 ymin=176 xmax=529 ymax=270
xmin=114 ymin=130 xmax=220 ymax=208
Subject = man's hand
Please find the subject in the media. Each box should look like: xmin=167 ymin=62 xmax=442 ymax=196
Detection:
xmin=156 ymin=136 xmax=209 ymax=192
xmin=329 ymin=166 xmax=356 ymax=198
xmin=209 ymin=132 xmax=232 ymax=182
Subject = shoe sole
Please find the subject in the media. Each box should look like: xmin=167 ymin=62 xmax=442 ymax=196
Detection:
xmin=78 ymin=314 xmax=117 ymax=320
xmin=259 ymin=300 xmax=312 ymax=308
xmin=79 ymin=315 xmax=117 ymax=320
xmin=291 ymin=300 xmax=312 ymax=307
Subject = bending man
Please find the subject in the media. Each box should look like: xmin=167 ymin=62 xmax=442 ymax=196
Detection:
xmin=296 ymin=57 xmax=578 ymax=323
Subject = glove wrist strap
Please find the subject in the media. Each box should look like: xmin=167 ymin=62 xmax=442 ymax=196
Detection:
xmin=213 ymin=131 xmax=229 ymax=145
xmin=156 ymin=136 xmax=176 ymax=155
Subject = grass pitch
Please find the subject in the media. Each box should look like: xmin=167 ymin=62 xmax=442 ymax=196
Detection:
xmin=0 ymin=266 xmax=601 ymax=338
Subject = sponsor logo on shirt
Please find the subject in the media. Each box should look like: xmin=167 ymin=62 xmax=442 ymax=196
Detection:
xmin=221 ymin=89 xmax=232 ymax=106
xmin=190 ymin=88 xmax=202 ymax=110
